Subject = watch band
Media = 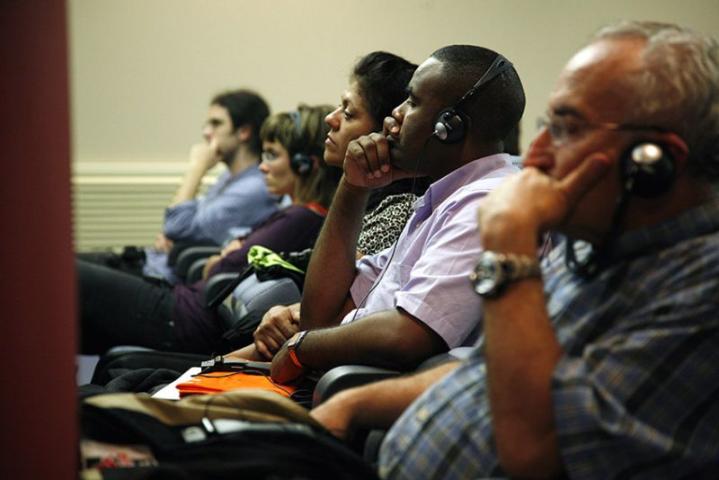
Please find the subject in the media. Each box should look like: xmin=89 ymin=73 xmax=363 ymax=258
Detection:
xmin=287 ymin=330 xmax=308 ymax=369
xmin=498 ymin=252 xmax=541 ymax=280
xmin=470 ymin=251 xmax=541 ymax=298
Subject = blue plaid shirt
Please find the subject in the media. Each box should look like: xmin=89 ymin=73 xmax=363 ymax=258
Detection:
xmin=379 ymin=197 xmax=719 ymax=480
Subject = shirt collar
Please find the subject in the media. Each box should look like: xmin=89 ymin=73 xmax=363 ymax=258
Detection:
xmin=610 ymin=195 xmax=719 ymax=261
xmin=229 ymin=164 xmax=261 ymax=181
xmin=412 ymin=153 xmax=513 ymax=220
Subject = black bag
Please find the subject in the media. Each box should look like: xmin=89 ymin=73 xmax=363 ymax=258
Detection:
xmin=80 ymin=390 xmax=379 ymax=480
xmin=90 ymin=348 xmax=206 ymax=387
xmin=77 ymin=247 xmax=147 ymax=277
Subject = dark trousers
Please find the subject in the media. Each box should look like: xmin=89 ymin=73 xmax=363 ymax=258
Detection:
xmin=77 ymin=259 xmax=177 ymax=354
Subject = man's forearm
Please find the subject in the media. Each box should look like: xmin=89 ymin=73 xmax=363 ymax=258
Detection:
xmin=315 ymin=360 xmax=460 ymax=433
xmin=480 ymin=218 xmax=564 ymax=477
xmin=483 ymin=280 xmax=562 ymax=477
xmin=301 ymin=176 xmax=371 ymax=329
xmin=171 ymin=161 xmax=207 ymax=206
xmin=298 ymin=310 xmax=447 ymax=372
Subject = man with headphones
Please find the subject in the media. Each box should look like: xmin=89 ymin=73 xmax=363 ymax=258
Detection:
xmin=266 ymin=45 xmax=526 ymax=383
xmin=312 ymin=21 xmax=719 ymax=479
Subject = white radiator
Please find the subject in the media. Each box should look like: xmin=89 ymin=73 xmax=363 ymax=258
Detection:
xmin=72 ymin=162 xmax=219 ymax=251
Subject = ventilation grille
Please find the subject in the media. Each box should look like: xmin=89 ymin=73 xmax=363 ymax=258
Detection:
xmin=72 ymin=162 xmax=218 ymax=251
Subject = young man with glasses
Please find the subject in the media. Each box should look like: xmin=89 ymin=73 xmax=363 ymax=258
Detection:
xmin=312 ymin=21 xmax=719 ymax=479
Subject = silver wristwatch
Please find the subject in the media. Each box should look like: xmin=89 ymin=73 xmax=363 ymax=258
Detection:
xmin=469 ymin=251 xmax=541 ymax=298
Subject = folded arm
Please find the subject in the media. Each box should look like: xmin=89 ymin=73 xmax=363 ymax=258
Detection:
xmin=310 ymin=360 xmax=460 ymax=439
xmin=301 ymin=177 xmax=369 ymax=330
xmin=271 ymin=308 xmax=447 ymax=383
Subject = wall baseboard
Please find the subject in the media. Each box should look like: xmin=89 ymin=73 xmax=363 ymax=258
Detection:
xmin=72 ymin=161 xmax=220 ymax=251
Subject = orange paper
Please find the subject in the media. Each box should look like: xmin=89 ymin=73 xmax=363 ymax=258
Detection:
xmin=176 ymin=371 xmax=297 ymax=398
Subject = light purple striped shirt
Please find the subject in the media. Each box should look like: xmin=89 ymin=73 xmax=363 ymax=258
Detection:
xmin=343 ymin=153 xmax=518 ymax=348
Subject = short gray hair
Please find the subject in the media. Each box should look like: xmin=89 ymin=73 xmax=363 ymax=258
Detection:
xmin=594 ymin=21 xmax=719 ymax=180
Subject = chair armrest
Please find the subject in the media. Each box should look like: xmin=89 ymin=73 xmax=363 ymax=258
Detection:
xmin=168 ymin=242 xmax=217 ymax=266
xmin=203 ymin=272 xmax=243 ymax=308
xmin=312 ymin=365 xmax=400 ymax=407
xmin=227 ymin=276 xmax=302 ymax=333
xmin=311 ymin=347 xmax=475 ymax=407
xmin=174 ymin=246 xmax=221 ymax=279
xmin=186 ymin=257 xmax=208 ymax=284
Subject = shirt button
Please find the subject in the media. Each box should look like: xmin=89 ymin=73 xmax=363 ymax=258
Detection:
xmin=415 ymin=407 xmax=430 ymax=422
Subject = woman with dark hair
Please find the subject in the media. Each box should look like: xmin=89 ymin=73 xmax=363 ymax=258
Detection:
xmin=78 ymin=104 xmax=338 ymax=355
xmin=324 ymin=51 xmax=431 ymax=257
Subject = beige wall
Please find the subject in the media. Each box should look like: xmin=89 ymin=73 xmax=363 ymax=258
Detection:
xmin=68 ymin=0 xmax=719 ymax=165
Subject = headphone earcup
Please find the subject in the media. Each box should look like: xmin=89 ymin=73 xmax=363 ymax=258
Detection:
xmin=621 ymin=142 xmax=675 ymax=198
xmin=291 ymin=153 xmax=313 ymax=177
xmin=433 ymin=108 xmax=468 ymax=144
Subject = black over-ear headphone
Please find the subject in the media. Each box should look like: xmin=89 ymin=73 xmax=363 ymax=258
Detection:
xmin=288 ymin=111 xmax=314 ymax=177
xmin=620 ymin=142 xmax=675 ymax=197
xmin=433 ymin=54 xmax=514 ymax=144
xmin=566 ymin=140 xmax=676 ymax=278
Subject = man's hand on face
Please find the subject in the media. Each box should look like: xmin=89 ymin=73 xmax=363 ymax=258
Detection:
xmin=189 ymin=138 xmax=222 ymax=171
xmin=254 ymin=304 xmax=301 ymax=360
xmin=477 ymin=155 xmax=611 ymax=248
xmin=343 ymin=132 xmax=413 ymax=190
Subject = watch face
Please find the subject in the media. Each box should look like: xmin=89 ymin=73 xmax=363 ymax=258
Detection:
xmin=471 ymin=252 xmax=502 ymax=296
xmin=470 ymin=251 xmax=540 ymax=298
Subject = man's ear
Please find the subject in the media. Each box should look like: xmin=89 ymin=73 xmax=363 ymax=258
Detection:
xmin=235 ymin=125 xmax=252 ymax=143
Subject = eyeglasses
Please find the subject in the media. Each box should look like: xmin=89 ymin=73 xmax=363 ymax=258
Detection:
xmin=536 ymin=112 xmax=665 ymax=147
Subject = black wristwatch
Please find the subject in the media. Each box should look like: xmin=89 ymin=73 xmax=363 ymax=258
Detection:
xmin=286 ymin=330 xmax=308 ymax=369
xmin=469 ymin=251 xmax=541 ymax=298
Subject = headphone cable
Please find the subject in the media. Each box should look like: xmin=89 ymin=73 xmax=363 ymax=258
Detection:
xmin=565 ymin=181 xmax=633 ymax=278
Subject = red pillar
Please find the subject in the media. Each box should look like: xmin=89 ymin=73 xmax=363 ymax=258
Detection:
xmin=0 ymin=1 xmax=77 ymax=478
